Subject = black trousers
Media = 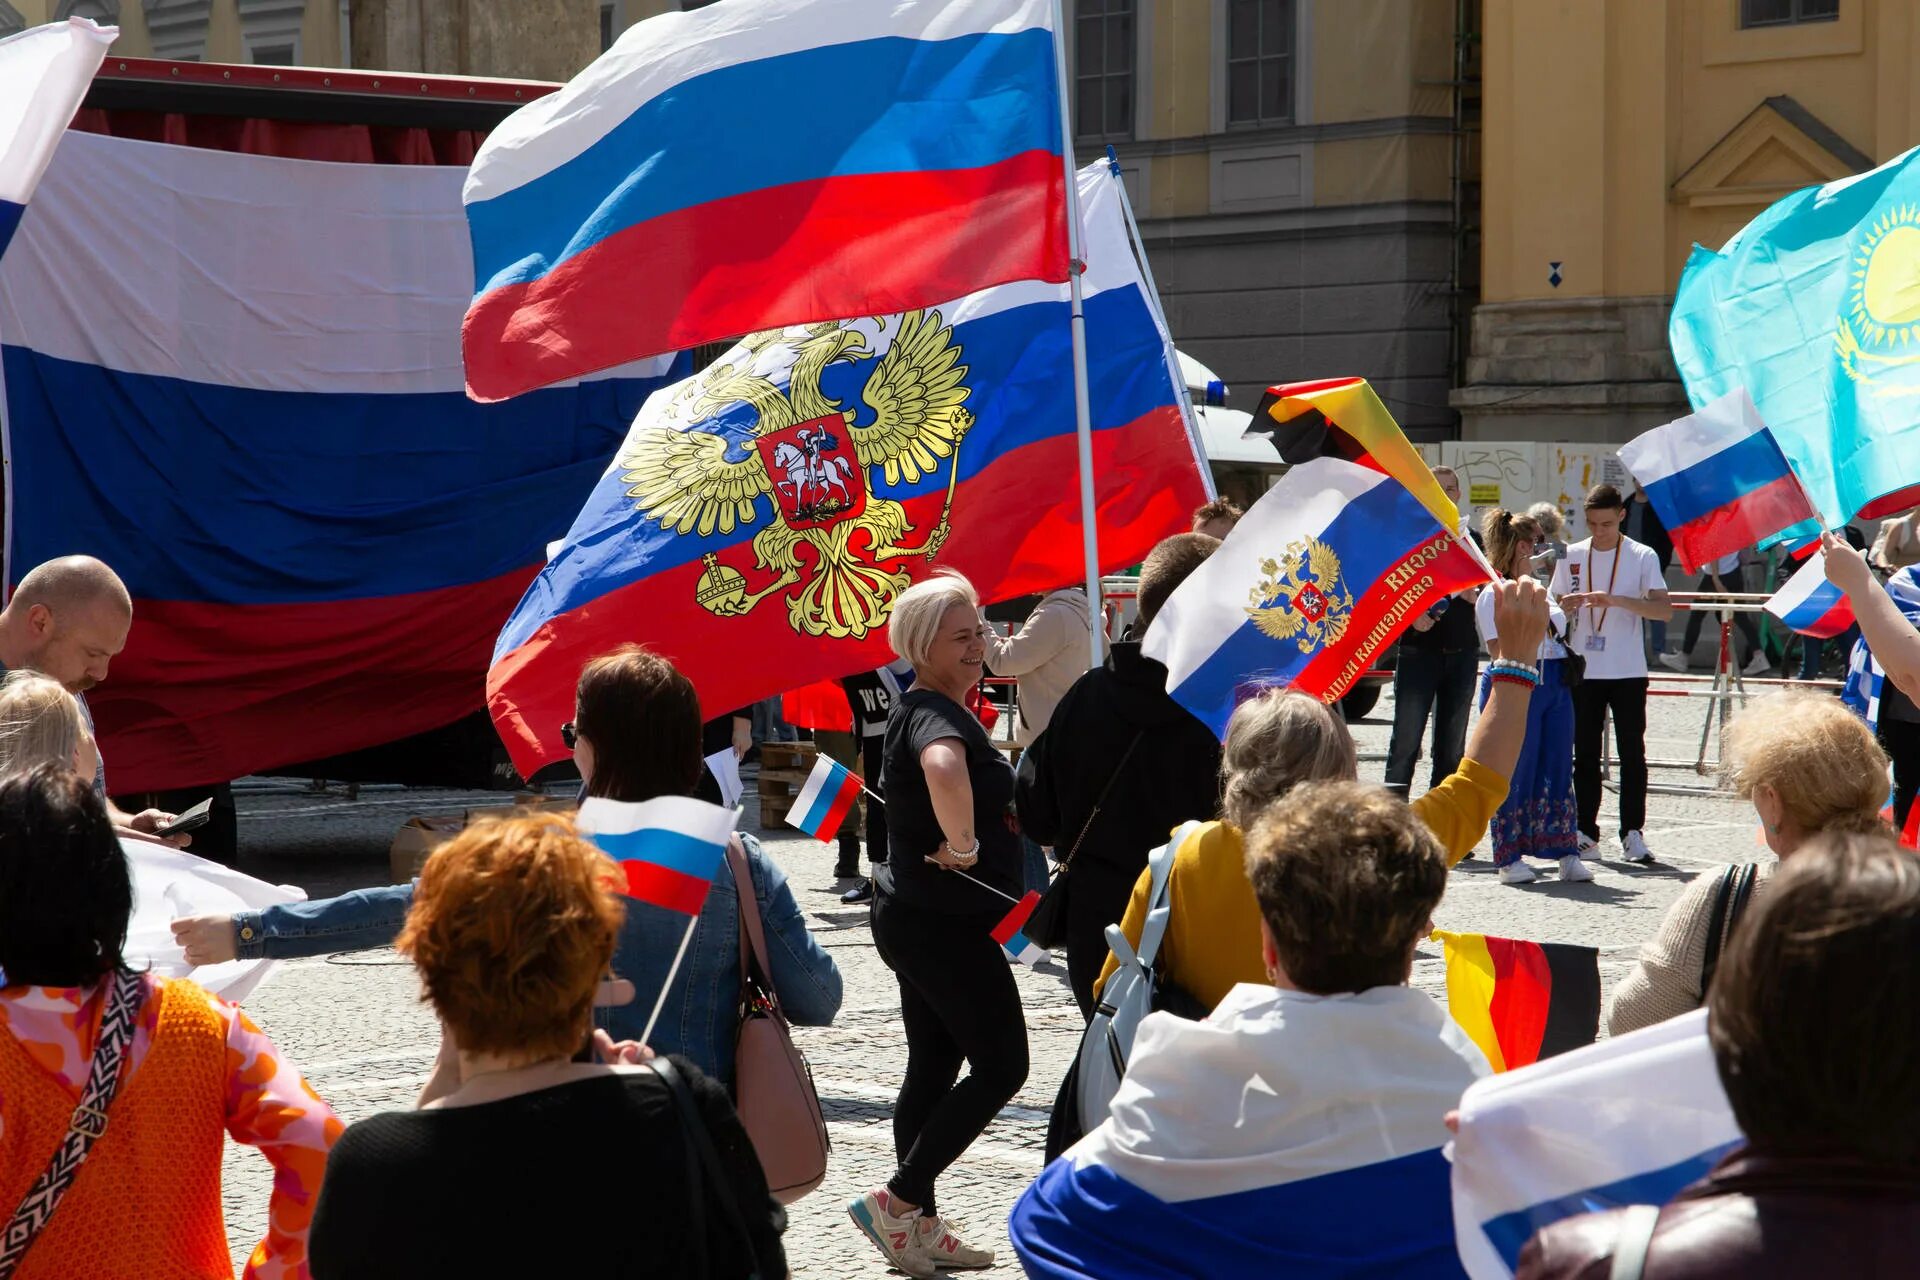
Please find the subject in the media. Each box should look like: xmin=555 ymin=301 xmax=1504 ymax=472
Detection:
xmin=861 ymin=732 xmax=888 ymax=865
xmin=1573 ymin=677 xmax=1649 ymax=839
xmin=1882 ymin=718 xmax=1920 ymax=832
xmin=1063 ymin=862 xmax=1141 ymax=1021
xmin=871 ymin=893 xmax=1028 ymax=1214
xmin=1384 ymin=648 xmax=1479 ymax=797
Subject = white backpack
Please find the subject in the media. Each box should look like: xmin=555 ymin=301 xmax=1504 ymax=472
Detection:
xmin=1073 ymin=820 xmax=1204 ymax=1136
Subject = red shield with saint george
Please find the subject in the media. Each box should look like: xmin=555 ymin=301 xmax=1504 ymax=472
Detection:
xmin=755 ymin=416 xmax=869 ymax=530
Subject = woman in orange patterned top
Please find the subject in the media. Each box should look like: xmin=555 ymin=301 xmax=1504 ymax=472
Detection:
xmin=0 ymin=751 xmax=341 ymax=1279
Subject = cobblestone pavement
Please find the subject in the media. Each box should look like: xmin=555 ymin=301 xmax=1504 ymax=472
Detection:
xmin=218 ymin=684 xmax=1767 ymax=1276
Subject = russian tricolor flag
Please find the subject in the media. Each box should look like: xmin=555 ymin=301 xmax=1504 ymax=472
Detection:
xmin=1617 ymin=389 xmax=1817 ymax=575
xmin=1452 ymin=1010 xmax=1740 ymax=1279
xmin=992 ymin=890 xmax=1047 ymax=967
xmin=1144 ymin=457 xmax=1491 ymax=737
xmin=785 ymin=754 xmax=865 ymax=843
xmin=461 ymin=0 xmax=1069 ymax=401
xmin=1764 ymin=550 xmax=1856 ymax=638
xmin=0 ymin=19 xmax=113 ymax=258
xmin=577 ymin=795 xmax=738 ymax=916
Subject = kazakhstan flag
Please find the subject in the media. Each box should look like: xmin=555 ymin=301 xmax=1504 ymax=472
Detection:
xmin=1670 ymin=147 xmax=1920 ymax=537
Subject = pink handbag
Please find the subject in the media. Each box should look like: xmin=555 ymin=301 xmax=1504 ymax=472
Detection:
xmin=724 ymin=838 xmax=830 ymax=1203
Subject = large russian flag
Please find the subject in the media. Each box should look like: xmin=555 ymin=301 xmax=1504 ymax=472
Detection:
xmin=1452 ymin=1010 xmax=1740 ymax=1279
xmin=0 ymin=130 xmax=686 ymax=792
xmin=1764 ymin=550 xmax=1855 ymax=638
xmin=1616 ymin=389 xmax=1817 ymax=574
xmin=462 ymin=0 xmax=1069 ymax=402
xmin=1012 ymin=982 xmax=1490 ymax=1279
xmin=0 ymin=19 xmax=112 ymax=258
xmin=1143 ymin=457 xmax=1491 ymax=738
xmin=487 ymin=162 xmax=1206 ymax=777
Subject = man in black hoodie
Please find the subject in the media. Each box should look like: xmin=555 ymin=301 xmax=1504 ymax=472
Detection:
xmin=1016 ymin=532 xmax=1225 ymax=1018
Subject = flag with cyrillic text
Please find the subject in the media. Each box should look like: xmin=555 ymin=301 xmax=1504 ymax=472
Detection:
xmin=1143 ymin=457 xmax=1491 ymax=737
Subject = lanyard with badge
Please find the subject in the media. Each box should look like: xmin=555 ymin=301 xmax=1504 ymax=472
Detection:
xmin=1578 ymin=545 xmax=1622 ymax=653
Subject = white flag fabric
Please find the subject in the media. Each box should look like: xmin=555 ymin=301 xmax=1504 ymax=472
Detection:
xmin=0 ymin=18 xmax=113 ymax=256
xmin=123 ymin=838 xmax=306 ymax=1003
xmin=1450 ymin=1009 xmax=1742 ymax=1278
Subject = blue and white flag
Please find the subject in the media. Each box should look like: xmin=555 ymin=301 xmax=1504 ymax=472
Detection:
xmin=1012 ymin=982 xmax=1489 ymax=1278
xmin=1451 ymin=1009 xmax=1741 ymax=1279
xmin=0 ymin=18 xmax=112 ymax=258
xmin=1842 ymin=564 xmax=1920 ymax=728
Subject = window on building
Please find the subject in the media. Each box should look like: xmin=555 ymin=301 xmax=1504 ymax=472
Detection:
xmin=1739 ymin=0 xmax=1839 ymax=27
xmin=1227 ymin=0 xmax=1296 ymax=128
xmin=251 ymin=43 xmax=295 ymax=64
xmin=1074 ymin=0 xmax=1134 ymax=141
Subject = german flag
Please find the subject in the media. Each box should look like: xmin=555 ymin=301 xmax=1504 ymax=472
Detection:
xmin=1251 ymin=377 xmax=1461 ymax=536
xmin=1431 ymin=929 xmax=1601 ymax=1073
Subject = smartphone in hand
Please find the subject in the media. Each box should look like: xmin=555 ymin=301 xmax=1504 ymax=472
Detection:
xmin=151 ymin=797 xmax=214 ymax=838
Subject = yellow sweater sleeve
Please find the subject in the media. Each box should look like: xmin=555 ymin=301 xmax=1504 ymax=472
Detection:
xmin=1411 ymin=757 xmax=1510 ymax=867
xmin=1092 ymin=864 xmax=1152 ymax=1002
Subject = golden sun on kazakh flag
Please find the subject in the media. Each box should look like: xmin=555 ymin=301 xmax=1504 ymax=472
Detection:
xmin=1836 ymin=203 xmax=1920 ymax=392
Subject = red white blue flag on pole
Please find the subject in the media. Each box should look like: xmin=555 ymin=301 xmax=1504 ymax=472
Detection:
xmin=1617 ymin=389 xmax=1817 ymax=575
xmin=1143 ymin=457 xmax=1491 ymax=738
xmin=0 ymin=19 xmax=113 ymax=259
xmin=786 ymin=754 xmax=864 ymax=843
xmin=1764 ymin=551 xmax=1855 ymax=638
xmin=992 ymin=891 xmax=1047 ymax=967
xmin=461 ymin=0 xmax=1069 ymax=402
xmin=577 ymin=795 xmax=738 ymax=916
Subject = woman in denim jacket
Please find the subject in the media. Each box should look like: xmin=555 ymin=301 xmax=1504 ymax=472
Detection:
xmin=171 ymin=644 xmax=842 ymax=1088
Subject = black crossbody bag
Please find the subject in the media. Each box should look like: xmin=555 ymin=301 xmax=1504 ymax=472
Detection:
xmin=1021 ymin=731 xmax=1145 ymax=951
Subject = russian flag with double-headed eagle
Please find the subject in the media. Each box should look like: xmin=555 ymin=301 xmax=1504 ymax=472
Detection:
xmin=462 ymin=0 xmax=1070 ymax=402
xmin=487 ymin=163 xmax=1206 ymax=777
xmin=1142 ymin=457 xmax=1491 ymax=738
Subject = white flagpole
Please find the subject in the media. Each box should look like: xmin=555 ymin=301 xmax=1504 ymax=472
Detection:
xmin=1106 ymin=145 xmax=1217 ymax=502
xmin=1049 ymin=0 xmax=1105 ymax=671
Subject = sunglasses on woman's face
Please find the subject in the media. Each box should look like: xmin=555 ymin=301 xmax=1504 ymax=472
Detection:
xmin=561 ymin=721 xmax=578 ymax=749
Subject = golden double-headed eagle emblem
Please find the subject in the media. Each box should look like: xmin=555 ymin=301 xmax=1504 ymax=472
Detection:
xmin=1245 ymin=538 xmax=1353 ymax=653
xmin=621 ymin=311 xmax=975 ymax=640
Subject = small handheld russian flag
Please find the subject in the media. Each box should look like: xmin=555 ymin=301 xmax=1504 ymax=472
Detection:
xmin=786 ymin=754 xmax=865 ymax=842
xmin=992 ymin=890 xmax=1047 ymax=967
xmin=1764 ymin=550 xmax=1856 ymax=638
xmin=576 ymin=795 xmax=738 ymax=916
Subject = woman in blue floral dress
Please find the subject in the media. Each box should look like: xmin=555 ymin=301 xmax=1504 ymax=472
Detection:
xmin=1475 ymin=509 xmax=1587 ymax=885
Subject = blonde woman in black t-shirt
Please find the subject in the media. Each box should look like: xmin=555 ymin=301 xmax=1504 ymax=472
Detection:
xmin=849 ymin=569 xmax=1025 ymax=1279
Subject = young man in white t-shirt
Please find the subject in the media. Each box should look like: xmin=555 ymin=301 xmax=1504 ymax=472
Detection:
xmin=1550 ymin=484 xmax=1672 ymax=863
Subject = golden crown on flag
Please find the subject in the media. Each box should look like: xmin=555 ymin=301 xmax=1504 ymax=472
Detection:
xmin=1246 ymin=538 xmax=1353 ymax=653
xmin=621 ymin=312 xmax=975 ymax=639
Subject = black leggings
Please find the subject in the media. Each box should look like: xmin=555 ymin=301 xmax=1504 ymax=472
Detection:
xmin=871 ymin=893 xmax=1029 ymax=1214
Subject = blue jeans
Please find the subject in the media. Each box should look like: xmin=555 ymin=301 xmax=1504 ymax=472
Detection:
xmin=1385 ymin=648 xmax=1478 ymax=797
xmin=234 ymin=883 xmax=415 ymax=960
xmin=1799 ymin=623 xmax=1858 ymax=680
xmin=1021 ymin=835 xmax=1050 ymax=895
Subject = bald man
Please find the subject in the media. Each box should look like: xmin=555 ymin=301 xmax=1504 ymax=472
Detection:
xmin=0 ymin=556 xmax=187 ymax=846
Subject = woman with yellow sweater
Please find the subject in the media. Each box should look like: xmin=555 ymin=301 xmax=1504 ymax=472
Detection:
xmin=1096 ymin=578 xmax=1550 ymax=1011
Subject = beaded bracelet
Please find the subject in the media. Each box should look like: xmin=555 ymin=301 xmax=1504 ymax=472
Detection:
xmin=1487 ymin=659 xmax=1541 ymax=687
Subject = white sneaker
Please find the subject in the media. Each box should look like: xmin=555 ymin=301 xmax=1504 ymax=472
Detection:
xmin=1743 ymin=651 xmax=1772 ymax=677
xmin=1498 ymin=861 xmax=1537 ymax=885
xmin=1558 ymin=855 xmax=1596 ymax=882
xmin=1657 ymin=651 xmax=1689 ymax=674
xmin=917 ymin=1215 xmax=996 ymax=1270
xmin=1621 ymin=830 xmax=1654 ymax=863
xmin=849 ymin=1188 xmax=937 ymax=1278
xmin=1576 ymin=831 xmax=1602 ymax=857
